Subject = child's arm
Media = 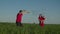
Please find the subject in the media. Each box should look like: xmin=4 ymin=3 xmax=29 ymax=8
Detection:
xmin=43 ymin=16 xmax=46 ymax=20
xmin=22 ymin=11 xmax=30 ymax=15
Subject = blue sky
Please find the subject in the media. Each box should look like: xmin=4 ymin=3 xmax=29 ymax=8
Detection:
xmin=0 ymin=0 xmax=60 ymax=24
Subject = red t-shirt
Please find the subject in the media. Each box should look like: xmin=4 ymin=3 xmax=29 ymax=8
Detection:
xmin=16 ymin=13 xmax=23 ymax=22
xmin=38 ymin=16 xmax=45 ymax=20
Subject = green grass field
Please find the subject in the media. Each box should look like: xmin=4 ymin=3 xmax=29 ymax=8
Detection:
xmin=0 ymin=22 xmax=60 ymax=34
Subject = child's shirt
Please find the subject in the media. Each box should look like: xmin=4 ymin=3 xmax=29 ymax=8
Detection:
xmin=16 ymin=13 xmax=23 ymax=22
xmin=38 ymin=16 xmax=45 ymax=21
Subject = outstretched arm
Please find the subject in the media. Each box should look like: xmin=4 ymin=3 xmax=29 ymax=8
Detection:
xmin=22 ymin=10 xmax=30 ymax=14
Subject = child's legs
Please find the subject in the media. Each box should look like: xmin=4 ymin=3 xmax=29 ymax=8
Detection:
xmin=19 ymin=23 xmax=23 ymax=26
xmin=16 ymin=22 xmax=19 ymax=26
xmin=39 ymin=21 xmax=41 ymax=25
xmin=41 ymin=20 xmax=44 ymax=27
xmin=16 ymin=22 xmax=22 ymax=26
xmin=39 ymin=21 xmax=42 ymax=26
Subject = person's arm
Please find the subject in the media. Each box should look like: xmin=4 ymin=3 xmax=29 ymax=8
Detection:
xmin=43 ymin=16 xmax=45 ymax=20
xmin=22 ymin=10 xmax=30 ymax=14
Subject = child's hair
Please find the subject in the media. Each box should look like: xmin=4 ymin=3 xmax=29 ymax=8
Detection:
xmin=19 ymin=10 xmax=22 ymax=13
xmin=39 ymin=14 xmax=42 ymax=16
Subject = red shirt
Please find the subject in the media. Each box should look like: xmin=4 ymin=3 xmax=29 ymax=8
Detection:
xmin=16 ymin=13 xmax=23 ymax=22
xmin=38 ymin=16 xmax=45 ymax=21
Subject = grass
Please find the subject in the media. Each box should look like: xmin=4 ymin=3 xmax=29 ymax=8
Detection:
xmin=0 ymin=22 xmax=60 ymax=34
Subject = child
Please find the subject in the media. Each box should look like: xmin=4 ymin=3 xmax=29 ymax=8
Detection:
xmin=38 ymin=14 xmax=45 ymax=28
xmin=16 ymin=10 xmax=30 ymax=26
xmin=16 ymin=10 xmax=23 ymax=26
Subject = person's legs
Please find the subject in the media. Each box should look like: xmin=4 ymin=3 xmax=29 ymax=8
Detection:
xmin=16 ymin=22 xmax=19 ymax=26
xmin=41 ymin=20 xmax=44 ymax=28
xmin=16 ymin=22 xmax=22 ymax=26
xmin=39 ymin=21 xmax=40 ymax=25
xmin=39 ymin=20 xmax=44 ymax=29
xmin=39 ymin=21 xmax=41 ymax=26
xmin=19 ymin=22 xmax=23 ymax=26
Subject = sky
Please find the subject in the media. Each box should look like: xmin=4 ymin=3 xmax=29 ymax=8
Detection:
xmin=0 ymin=0 xmax=60 ymax=24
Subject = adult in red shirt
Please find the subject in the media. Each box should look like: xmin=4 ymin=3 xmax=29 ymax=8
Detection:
xmin=38 ymin=14 xmax=45 ymax=28
xmin=16 ymin=10 xmax=23 ymax=26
